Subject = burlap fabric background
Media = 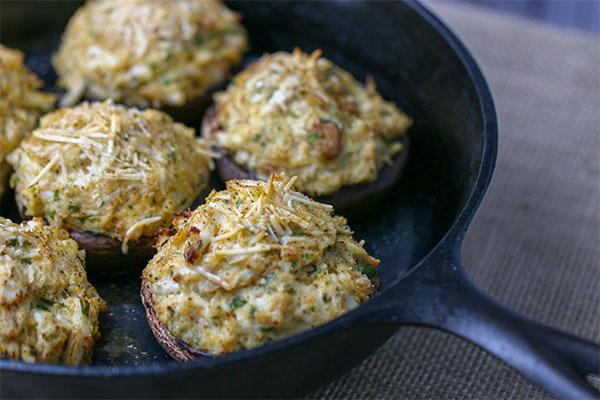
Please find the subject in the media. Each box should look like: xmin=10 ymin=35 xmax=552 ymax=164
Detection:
xmin=312 ymin=2 xmax=600 ymax=399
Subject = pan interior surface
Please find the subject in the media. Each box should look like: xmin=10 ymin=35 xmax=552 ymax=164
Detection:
xmin=0 ymin=0 xmax=488 ymax=376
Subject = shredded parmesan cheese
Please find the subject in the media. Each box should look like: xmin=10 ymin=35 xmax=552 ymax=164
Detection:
xmin=215 ymin=245 xmax=280 ymax=256
xmin=194 ymin=266 xmax=233 ymax=291
xmin=121 ymin=216 xmax=162 ymax=254
xmin=214 ymin=227 xmax=242 ymax=242
xmin=27 ymin=153 xmax=59 ymax=188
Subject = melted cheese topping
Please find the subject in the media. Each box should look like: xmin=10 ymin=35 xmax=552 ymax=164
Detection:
xmin=0 ymin=217 xmax=107 ymax=365
xmin=143 ymin=174 xmax=379 ymax=355
xmin=7 ymin=100 xmax=214 ymax=250
xmin=53 ymin=0 xmax=248 ymax=108
xmin=213 ymin=49 xmax=413 ymax=196
xmin=0 ymin=45 xmax=56 ymax=195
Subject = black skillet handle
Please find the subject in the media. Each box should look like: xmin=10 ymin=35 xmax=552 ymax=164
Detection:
xmin=364 ymin=245 xmax=600 ymax=399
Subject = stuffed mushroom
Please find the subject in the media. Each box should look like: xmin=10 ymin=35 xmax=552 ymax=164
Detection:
xmin=7 ymin=100 xmax=216 ymax=269
xmin=202 ymin=49 xmax=412 ymax=214
xmin=0 ymin=44 xmax=56 ymax=196
xmin=142 ymin=174 xmax=380 ymax=359
xmin=0 ymin=217 xmax=107 ymax=364
xmin=53 ymin=0 xmax=248 ymax=118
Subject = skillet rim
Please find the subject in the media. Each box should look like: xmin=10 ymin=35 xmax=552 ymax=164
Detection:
xmin=0 ymin=0 xmax=498 ymax=378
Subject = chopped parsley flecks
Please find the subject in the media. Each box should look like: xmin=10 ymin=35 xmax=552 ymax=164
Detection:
xmin=80 ymin=298 xmax=90 ymax=317
xmin=266 ymin=272 xmax=276 ymax=282
xmin=360 ymin=265 xmax=376 ymax=278
xmin=39 ymin=297 xmax=55 ymax=305
xmin=192 ymin=334 xmax=202 ymax=347
xmin=195 ymin=32 xmax=217 ymax=46
xmin=230 ymin=298 xmax=246 ymax=309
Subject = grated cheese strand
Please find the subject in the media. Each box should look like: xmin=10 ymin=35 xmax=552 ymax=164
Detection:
xmin=121 ymin=216 xmax=162 ymax=254
xmin=32 ymin=133 xmax=89 ymax=146
xmin=213 ymin=227 xmax=242 ymax=242
xmin=287 ymin=192 xmax=333 ymax=209
xmin=215 ymin=245 xmax=281 ymax=256
xmin=57 ymin=148 xmax=68 ymax=183
xmin=283 ymin=176 xmax=297 ymax=192
xmin=196 ymin=148 xmax=223 ymax=158
xmin=194 ymin=266 xmax=233 ymax=291
xmin=27 ymin=153 xmax=60 ymax=188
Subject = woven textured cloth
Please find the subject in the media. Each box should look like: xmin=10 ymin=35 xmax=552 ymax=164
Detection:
xmin=312 ymin=2 xmax=600 ymax=399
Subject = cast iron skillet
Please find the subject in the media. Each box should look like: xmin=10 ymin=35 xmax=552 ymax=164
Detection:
xmin=0 ymin=1 xmax=598 ymax=398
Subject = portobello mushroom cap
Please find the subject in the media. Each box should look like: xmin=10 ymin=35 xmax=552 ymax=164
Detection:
xmin=141 ymin=175 xmax=382 ymax=359
xmin=0 ymin=217 xmax=107 ymax=364
xmin=201 ymin=105 xmax=410 ymax=217
xmin=8 ymin=100 xmax=216 ymax=273
xmin=52 ymin=0 xmax=248 ymax=115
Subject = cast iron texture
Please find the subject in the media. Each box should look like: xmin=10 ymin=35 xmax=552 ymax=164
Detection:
xmin=0 ymin=1 xmax=597 ymax=398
